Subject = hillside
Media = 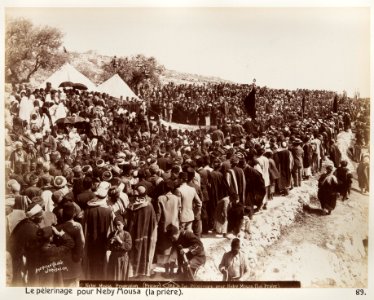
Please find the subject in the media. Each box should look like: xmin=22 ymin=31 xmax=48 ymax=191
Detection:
xmin=30 ymin=51 xmax=232 ymax=89
xmin=160 ymin=69 xmax=233 ymax=86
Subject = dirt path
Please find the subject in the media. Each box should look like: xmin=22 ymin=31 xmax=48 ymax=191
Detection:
xmin=251 ymin=177 xmax=369 ymax=287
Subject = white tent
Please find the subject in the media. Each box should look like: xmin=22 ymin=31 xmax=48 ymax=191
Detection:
xmin=97 ymin=74 xmax=139 ymax=100
xmin=39 ymin=63 xmax=97 ymax=91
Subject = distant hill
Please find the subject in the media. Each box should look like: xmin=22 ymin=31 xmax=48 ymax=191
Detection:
xmin=30 ymin=50 xmax=233 ymax=89
xmin=160 ymin=69 xmax=233 ymax=86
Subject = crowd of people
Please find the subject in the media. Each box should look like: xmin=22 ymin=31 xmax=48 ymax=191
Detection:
xmin=4 ymin=79 xmax=370 ymax=286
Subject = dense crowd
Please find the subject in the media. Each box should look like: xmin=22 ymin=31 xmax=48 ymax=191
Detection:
xmin=141 ymin=82 xmax=358 ymax=127
xmin=4 ymin=80 xmax=370 ymax=286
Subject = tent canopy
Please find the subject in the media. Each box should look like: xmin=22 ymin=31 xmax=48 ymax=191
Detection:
xmin=98 ymin=74 xmax=139 ymax=100
xmin=39 ymin=63 xmax=97 ymax=91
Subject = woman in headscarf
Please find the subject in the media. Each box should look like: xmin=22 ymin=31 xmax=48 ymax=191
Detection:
xmin=318 ymin=162 xmax=339 ymax=215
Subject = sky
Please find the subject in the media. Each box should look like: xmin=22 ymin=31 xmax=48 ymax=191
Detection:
xmin=4 ymin=5 xmax=371 ymax=97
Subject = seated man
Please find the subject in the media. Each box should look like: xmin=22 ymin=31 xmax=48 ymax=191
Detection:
xmin=167 ymin=225 xmax=206 ymax=280
xmin=219 ymin=238 xmax=250 ymax=281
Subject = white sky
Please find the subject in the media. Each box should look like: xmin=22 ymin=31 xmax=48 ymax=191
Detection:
xmin=4 ymin=5 xmax=371 ymax=97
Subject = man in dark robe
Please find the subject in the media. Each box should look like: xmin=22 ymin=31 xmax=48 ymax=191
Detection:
xmin=83 ymin=182 xmax=113 ymax=280
xmin=127 ymin=184 xmax=158 ymax=278
xmin=244 ymin=83 xmax=257 ymax=119
xmin=318 ymin=164 xmax=339 ymax=215
xmin=329 ymin=139 xmax=342 ymax=168
xmin=274 ymin=142 xmax=292 ymax=195
xmin=196 ymin=156 xmax=211 ymax=234
xmin=332 ymin=93 xmax=339 ymax=113
xmin=227 ymin=194 xmax=244 ymax=236
xmin=71 ymin=165 xmax=85 ymax=198
xmin=343 ymin=112 xmax=351 ymax=131
xmin=157 ymin=151 xmax=170 ymax=172
xmin=334 ymin=160 xmax=352 ymax=201
xmin=302 ymin=136 xmax=313 ymax=180
xmin=208 ymin=158 xmax=231 ymax=232
xmin=227 ymin=155 xmax=246 ymax=204
xmin=301 ymin=95 xmax=306 ymax=118
xmin=8 ymin=203 xmax=44 ymax=286
xmin=243 ymin=162 xmax=265 ymax=217
xmin=76 ymin=176 xmax=95 ymax=210
xmin=168 ymin=225 xmax=206 ymax=280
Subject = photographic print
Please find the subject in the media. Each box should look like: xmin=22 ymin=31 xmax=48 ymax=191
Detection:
xmin=1 ymin=1 xmax=372 ymax=299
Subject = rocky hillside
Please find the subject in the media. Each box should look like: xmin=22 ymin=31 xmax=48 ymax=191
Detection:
xmin=30 ymin=51 xmax=231 ymax=88
xmin=160 ymin=69 xmax=233 ymax=86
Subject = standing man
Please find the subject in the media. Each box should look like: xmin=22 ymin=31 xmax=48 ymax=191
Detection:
xmin=256 ymin=148 xmax=270 ymax=209
xmin=244 ymin=79 xmax=257 ymax=120
xmin=127 ymin=184 xmax=158 ymax=278
xmin=334 ymin=160 xmax=353 ymax=201
xmin=167 ymin=101 xmax=174 ymax=122
xmin=329 ymin=139 xmax=342 ymax=168
xmin=176 ymin=172 xmax=202 ymax=232
xmin=83 ymin=181 xmax=113 ymax=280
xmin=208 ymin=158 xmax=231 ymax=231
xmin=8 ymin=203 xmax=44 ymax=286
xmin=291 ymin=138 xmax=304 ymax=187
xmin=155 ymin=181 xmax=181 ymax=276
xmin=243 ymin=159 xmax=266 ymax=216
xmin=196 ymin=156 xmax=211 ymax=234
xmin=318 ymin=163 xmax=339 ymax=215
xmin=274 ymin=141 xmax=292 ymax=195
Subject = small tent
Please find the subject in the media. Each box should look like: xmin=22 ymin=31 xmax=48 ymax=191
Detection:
xmin=39 ymin=63 xmax=97 ymax=91
xmin=97 ymin=74 xmax=139 ymax=100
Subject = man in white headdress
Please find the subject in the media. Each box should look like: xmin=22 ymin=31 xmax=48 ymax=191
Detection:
xmin=18 ymin=91 xmax=34 ymax=123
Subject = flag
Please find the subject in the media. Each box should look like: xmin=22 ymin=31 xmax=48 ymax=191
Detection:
xmin=244 ymin=85 xmax=256 ymax=119
xmin=332 ymin=94 xmax=338 ymax=113
xmin=302 ymin=95 xmax=306 ymax=115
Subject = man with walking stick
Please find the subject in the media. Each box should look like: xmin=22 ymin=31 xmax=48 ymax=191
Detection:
xmin=167 ymin=225 xmax=206 ymax=281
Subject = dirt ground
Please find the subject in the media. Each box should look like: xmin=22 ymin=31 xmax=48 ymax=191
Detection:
xmin=251 ymin=177 xmax=368 ymax=287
